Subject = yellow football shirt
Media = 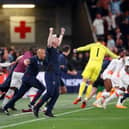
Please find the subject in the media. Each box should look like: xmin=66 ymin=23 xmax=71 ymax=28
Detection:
xmin=76 ymin=42 xmax=119 ymax=66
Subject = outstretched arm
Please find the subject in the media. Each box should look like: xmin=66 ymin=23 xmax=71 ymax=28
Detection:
xmin=106 ymin=48 xmax=119 ymax=59
xmin=47 ymin=27 xmax=54 ymax=47
xmin=58 ymin=27 xmax=65 ymax=46
xmin=73 ymin=44 xmax=93 ymax=53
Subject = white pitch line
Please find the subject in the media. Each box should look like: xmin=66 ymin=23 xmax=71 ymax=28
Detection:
xmin=0 ymin=106 xmax=94 ymax=129
xmin=0 ymin=101 xmax=116 ymax=129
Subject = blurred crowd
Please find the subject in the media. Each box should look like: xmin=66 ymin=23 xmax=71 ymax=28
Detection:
xmin=0 ymin=46 xmax=89 ymax=74
xmin=1 ymin=0 xmax=129 ymax=73
xmin=87 ymin=0 xmax=129 ymax=52
xmin=70 ymin=0 xmax=129 ymax=71
xmin=0 ymin=47 xmax=37 ymax=74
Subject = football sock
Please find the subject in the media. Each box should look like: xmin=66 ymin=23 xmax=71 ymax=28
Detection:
xmin=2 ymin=89 xmax=15 ymax=108
xmin=78 ymin=82 xmax=86 ymax=98
xmin=105 ymin=89 xmax=123 ymax=105
xmin=104 ymin=92 xmax=117 ymax=105
xmin=117 ymin=95 xmax=123 ymax=105
xmin=85 ymin=84 xmax=92 ymax=99
xmin=102 ymin=90 xmax=110 ymax=98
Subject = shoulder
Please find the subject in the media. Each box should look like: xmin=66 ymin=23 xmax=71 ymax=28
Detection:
xmin=29 ymin=56 xmax=37 ymax=62
xmin=93 ymin=19 xmax=97 ymax=24
xmin=58 ymin=54 xmax=65 ymax=60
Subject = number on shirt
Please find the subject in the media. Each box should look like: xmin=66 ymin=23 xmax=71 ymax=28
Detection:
xmin=96 ymin=48 xmax=100 ymax=57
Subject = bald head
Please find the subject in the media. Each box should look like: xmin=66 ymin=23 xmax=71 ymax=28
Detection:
xmin=37 ymin=48 xmax=46 ymax=60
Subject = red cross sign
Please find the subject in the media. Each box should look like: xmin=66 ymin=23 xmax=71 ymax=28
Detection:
xmin=15 ymin=21 xmax=31 ymax=39
xmin=10 ymin=16 xmax=35 ymax=43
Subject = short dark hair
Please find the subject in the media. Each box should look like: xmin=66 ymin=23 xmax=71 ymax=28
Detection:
xmin=62 ymin=45 xmax=71 ymax=52
xmin=97 ymin=36 xmax=104 ymax=42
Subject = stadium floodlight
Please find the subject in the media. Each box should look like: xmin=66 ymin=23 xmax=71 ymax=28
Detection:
xmin=2 ymin=4 xmax=35 ymax=8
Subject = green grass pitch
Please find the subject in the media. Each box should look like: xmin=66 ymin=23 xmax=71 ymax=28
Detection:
xmin=0 ymin=94 xmax=129 ymax=129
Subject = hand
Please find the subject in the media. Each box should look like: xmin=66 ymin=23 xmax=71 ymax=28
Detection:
xmin=61 ymin=27 xmax=65 ymax=35
xmin=68 ymin=70 xmax=77 ymax=75
xmin=49 ymin=27 xmax=54 ymax=32
xmin=73 ymin=49 xmax=77 ymax=53
xmin=72 ymin=70 xmax=78 ymax=75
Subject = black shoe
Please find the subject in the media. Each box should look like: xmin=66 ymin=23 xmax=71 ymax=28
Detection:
xmin=10 ymin=107 xmax=17 ymax=111
xmin=33 ymin=106 xmax=39 ymax=118
xmin=3 ymin=107 xmax=10 ymax=115
xmin=44 ymin=112 xmax=55 ymax=118
xmin=28 ymin=104 xmax=34 ymax=110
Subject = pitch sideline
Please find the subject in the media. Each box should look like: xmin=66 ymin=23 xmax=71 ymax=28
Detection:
xmin=0 ymin=102 xmax=116 ymax=129
xmin=0 ymin=106 xmax=94 ymax=129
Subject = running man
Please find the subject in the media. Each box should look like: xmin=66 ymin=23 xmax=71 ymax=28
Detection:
xmin=3 ymin=49 xmax=46 ymax=115
xmin=1 ymin=51 xmax=33 ymax=110
xmin=102 ymin=56 xmax=129 ymax=109
xmin=73 ymin=38 xmax=119 ymax=108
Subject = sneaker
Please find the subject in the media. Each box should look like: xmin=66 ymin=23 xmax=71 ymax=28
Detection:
xmin=116 ymin=104 xmax=127 ymax=109
xmin=93 ymin=103 xmax=103 ymax=108
xmin=81 ymin=101 xmax=86 ymax=108
xmin=28 ymin=104 xmax=34 ymax=109
xmin=33 ymin=106 xmax=40 ymax=118
xmin=22 ymin=108 xmax=32 ymax=112
xmin=73 ymin=98 xmax=81 ymax=104
xmin=2 ymin=107 xmax=10 ymax=115
xmin=44 ymin=112 xmax=55 ymax=118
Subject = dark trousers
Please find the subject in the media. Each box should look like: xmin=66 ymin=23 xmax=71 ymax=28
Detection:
xmin=4 ymin=76 xmax=45 ymax=109
xmin=0 ymin=73 xmax=12 ymax=92
xmin=35 ymin=72 xmax=60 ymax=113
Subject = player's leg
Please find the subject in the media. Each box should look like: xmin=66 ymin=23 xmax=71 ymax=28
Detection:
xmin=85 ymin=84 xmax=93 ymax=100
xmin=88 ymin=87 xmax=98 ymax=100
xmin=45 ymin=87 xmax=59 ymax=117
xmin=115 ymin=95 xmax=127 ymax=109
xmin=73 ymin=65 xmax=91 ymax=104
xmin=116 ymin=86 xmax=129 ymax=109
xmin=3 ymin=81 xmax=30 ymax=115
xmin=93 ymin=79 xmax=112 ymax=107
xmin=22 ymin=88 xmax=38 ymax=112
xmin=80 ymin=81 xmax=93 ymax=108
xmin=85 ymin=77 xmax=103 ymax=103
xmin=33 ymin=92 xmax=50 ymax=117
xmin=103 ymin=88 xmax=124 ymax=109
xmin=81 ymin=66 xmax=101 ymax=108
xmin=73 ymin=78 xmax=88 ymax=104
xmin=2 ymin=87 xmax=16 ymax=109
xmin=1 ymin=72 xmax=23 ymax=109
xmin=120 ymin=93 xmax=129 ymax=104
xmin=33 ymin=73 xmax=57 ymax=117
xmin=29 ymin=78 xmax=45 ymax=106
